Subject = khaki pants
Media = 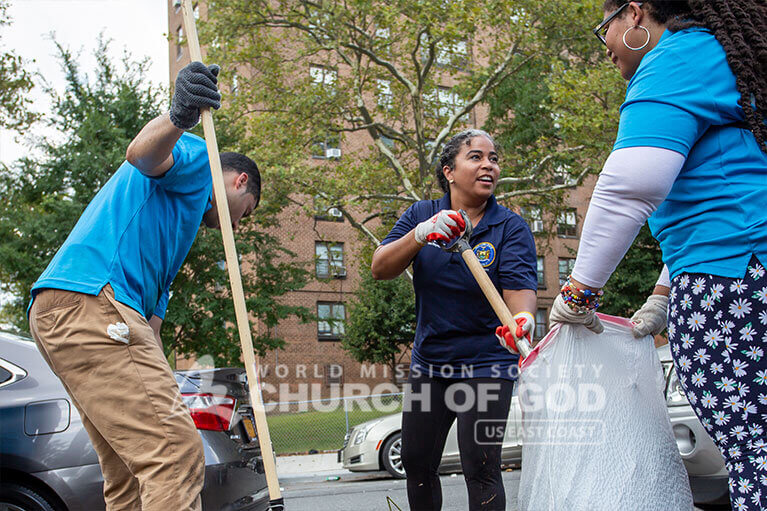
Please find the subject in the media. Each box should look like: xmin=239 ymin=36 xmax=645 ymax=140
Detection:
xmin=29 ymin=285 xmax=204 ymax=511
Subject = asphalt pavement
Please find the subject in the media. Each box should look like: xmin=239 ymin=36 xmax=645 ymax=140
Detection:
xmin=279 ymin=469 xmax=521 ymax=511
xmin=275 ymin=454 xmax=720 ymax=510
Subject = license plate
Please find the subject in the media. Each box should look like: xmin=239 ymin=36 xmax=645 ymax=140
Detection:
xmin=242 ymin=416 xmax=257 ymax=440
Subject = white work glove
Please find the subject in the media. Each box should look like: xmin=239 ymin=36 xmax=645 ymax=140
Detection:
xmin=549 ymin=293 xmax=604 ymax=334
xmin=414 ymin=210 xmax=465 ymax=245
xmin=495 ymin=312 xmax=535 ymax=354
xmin=630 ymin=294 xmax=668 ymax=338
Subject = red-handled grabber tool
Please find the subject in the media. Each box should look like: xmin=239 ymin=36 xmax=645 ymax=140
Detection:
xmin=433 ymin=209 xmax=533 ymax=359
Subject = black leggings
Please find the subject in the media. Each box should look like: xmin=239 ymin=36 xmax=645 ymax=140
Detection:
xmin=400 ymin=372 xmax=514 ymax=511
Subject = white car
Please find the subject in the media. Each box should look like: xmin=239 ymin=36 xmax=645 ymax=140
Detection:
xmin=339 ymin=392 xmax=523 ymax=478
xmin=339 ymin=345 xmax=729 ymax=507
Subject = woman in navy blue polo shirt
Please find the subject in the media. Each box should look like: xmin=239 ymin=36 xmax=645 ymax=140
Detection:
xmin=372 ymin=129 xmax=537 ymax=510
xmin=550 ymin=2 xmax=767 ymax=509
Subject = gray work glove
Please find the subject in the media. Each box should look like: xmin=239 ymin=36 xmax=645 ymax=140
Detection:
xmin=630 ymin=294 xmax=668 ymax=338
xmin=549 ymin=293 xmax=604 ymax=334
xmin=170 ymin=61 xmax=221 ymax=130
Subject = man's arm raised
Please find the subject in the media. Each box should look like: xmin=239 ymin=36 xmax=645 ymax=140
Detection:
xmin=126 ymin=61 xmax=221 ymax=177
xmin=126 ymin=113 xmax=183 ymax=177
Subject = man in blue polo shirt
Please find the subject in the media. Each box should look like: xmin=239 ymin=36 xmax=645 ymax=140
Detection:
xmin=27 ymin=61 xmax=260 ymax=511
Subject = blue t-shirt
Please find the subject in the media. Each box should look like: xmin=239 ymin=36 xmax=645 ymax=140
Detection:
xmin=31 ymin=133 xmax=213 ymax=319
xmin=381 ymin=194 xmax=537 ymax=380
xmin=614 ymin=28 xmax=767 ymax=279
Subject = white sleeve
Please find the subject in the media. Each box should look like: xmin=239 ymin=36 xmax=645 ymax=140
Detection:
xmin=656 ymin=265 xmax=671 ymax=288
xmin=571 ymin=147 xmax=685 ymax=288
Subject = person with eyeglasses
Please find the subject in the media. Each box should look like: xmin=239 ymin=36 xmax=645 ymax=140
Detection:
xmin=550 ymin=2 xmax=767 ymax=509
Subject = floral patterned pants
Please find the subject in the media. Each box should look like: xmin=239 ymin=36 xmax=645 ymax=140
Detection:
xmin=668 ymin=257 xmax=767 ymax=511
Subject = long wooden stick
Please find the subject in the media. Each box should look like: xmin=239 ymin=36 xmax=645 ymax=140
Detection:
xmin=180 ymin=2 xmax=283 ymax=508
xmin=460 ymin=249 xmax=532 ymax=359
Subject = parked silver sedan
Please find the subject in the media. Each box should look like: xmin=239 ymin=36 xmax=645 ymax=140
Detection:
xmin=340 ymin=345 xmax=729 ymax=507
xmin=339 ymin=391 xmax=523 ymax=479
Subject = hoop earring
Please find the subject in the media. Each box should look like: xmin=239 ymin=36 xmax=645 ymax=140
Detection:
xmin=623 ymin=25 xmax=650 ymax=51
xmin=448 ymin=179 xmax=455 ymax=184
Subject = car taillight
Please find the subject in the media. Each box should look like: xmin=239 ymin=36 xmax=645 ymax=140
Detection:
xmin=182 ymin=393 xmax=236 ymax=431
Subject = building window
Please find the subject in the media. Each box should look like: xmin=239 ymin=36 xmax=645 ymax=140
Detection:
xmin=311 ymin=134 xmax=341 ymax=159
xmin=436 ymin=40 xmax=468 ymax=68
xmin=534 ymin=309 xmax=548 ymax=340
xmin=313 ymin=196 xmax=344 ymax=222
xmin=377 ymin=79 xmax=393 ymax=109
xmin=325 ymin=364 xmax=344 ymax=386
xmin=554 ymin=165 xmax=577 ymax=185
xmin=176 ymin=26 xmax=184 ymax=60
xmin=537 ymin=257 xmax=546 ymax=289
xmin=380 ymin=135 xmax=395 ymax=149
xmin=374 ymin=27 xmax=391 ymax=56
xmin=420 ymin=35 xmax=469 ymax=69
xmin=558 ymin=258 xmax=576 ymax=286
xmin=310 ymin=65 xmax=337 ymax=92
xmin=318 ymin=302 xmax=345 ymax=340
xmin=520 ymin=206 xmax=543 ymax=234
xmin=315 ymin=242 xmax=345 ymax=278
xmin=231 ymin=74 xmax=239 ymax=96
xmin=426 ymin=87 xmax=466 ymax=120
xmin=307 ymin=11 xmax=333 ymax=42
xmin=424 ymin=139 xmax=440 ymax=167
xmin=557 ymin=209 xmax=578 ymax=237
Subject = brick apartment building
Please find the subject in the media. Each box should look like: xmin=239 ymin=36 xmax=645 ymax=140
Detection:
xmin=166 ymin=0 xmax=597 ymax=401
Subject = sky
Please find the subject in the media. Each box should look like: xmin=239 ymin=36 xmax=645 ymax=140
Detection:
xmin=0 ymin=0 xmax=170 ymax=165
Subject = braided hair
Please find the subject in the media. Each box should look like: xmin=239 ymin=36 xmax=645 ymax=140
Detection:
xmin=603 ymin=0 xmax=767 ymax=152
xmin=436 ymin=129 xmax=496 ymax=193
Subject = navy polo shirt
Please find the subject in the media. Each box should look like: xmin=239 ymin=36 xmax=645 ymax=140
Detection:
xmin=381 ymin=194 xmax=537 ymax=380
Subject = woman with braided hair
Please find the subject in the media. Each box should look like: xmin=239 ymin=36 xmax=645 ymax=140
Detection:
xmin=549 ymin=1 xmax=767 ymax=509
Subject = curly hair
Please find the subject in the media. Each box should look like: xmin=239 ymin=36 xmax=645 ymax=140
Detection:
xmin=435 ymin=129 xmax=496 ymax=194
xmin=602 ymin=0 xmax=767 ymax=151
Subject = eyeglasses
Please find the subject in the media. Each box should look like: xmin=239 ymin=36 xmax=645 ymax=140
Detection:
xmin=592 ymin=2 xmax=643 ymax=45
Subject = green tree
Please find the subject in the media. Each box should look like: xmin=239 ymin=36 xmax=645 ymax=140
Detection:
xmin=197 ymin=0 xmax=628 ymax=366
xmin=342 ymin=272 xmax=415 ymax=382
xmin=201 ymin=0 xmax=599 ymax=249
xmin=484 ymin=2 xmax=665 ymax=314
xmin=0 ymin=39 xmax=164 ymax=325
xmin=483 ymin=0 xmax=626 ymax=234
xmin=0 ymin=0 xmax=35 ymax=132
xmin=599 ymin=225 xmax=664 ymax=318
xmin=0 ymin=39 xmax=311 ymax=366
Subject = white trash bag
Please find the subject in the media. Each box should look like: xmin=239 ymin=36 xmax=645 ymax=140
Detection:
xmin=516 ymin=313 xmax=693 ymax=511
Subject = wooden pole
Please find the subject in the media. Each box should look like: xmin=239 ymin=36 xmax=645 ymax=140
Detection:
xmin=180 ymin=2 xmax=283 ymax=508
xmin=459 ymin=248 xmax=533 ymax=359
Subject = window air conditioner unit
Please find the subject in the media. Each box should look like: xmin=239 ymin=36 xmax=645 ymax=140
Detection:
xmin=327 ymin=207 xmax=343 ymax=218
xmin=333 ymin=267 xmax=347 ymax=278
xmin=325 ymin=148 xmax=342 ymax=158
